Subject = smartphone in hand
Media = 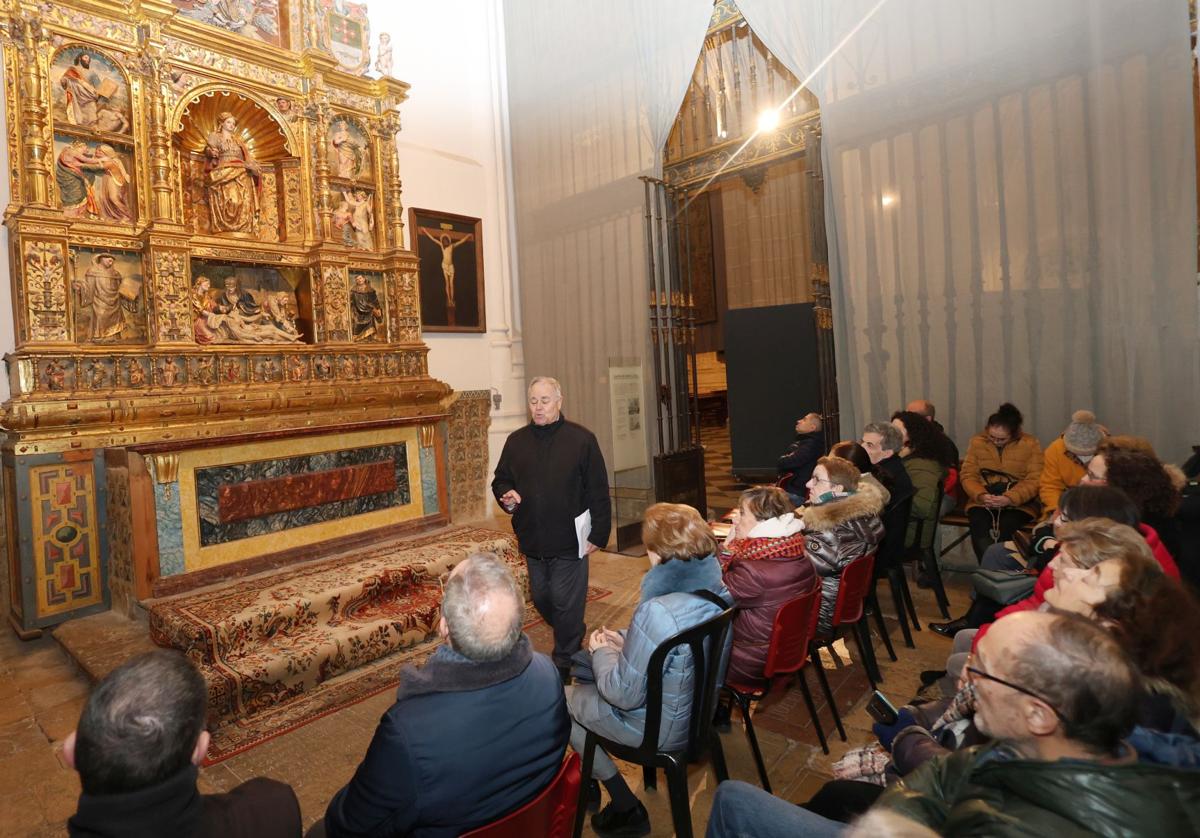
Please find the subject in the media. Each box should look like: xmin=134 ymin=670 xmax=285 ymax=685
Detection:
xmin=866 ymin=689 xmax=899 ymax=725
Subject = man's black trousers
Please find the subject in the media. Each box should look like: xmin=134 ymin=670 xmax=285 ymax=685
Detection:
xmin=525 ymin=553 xmax=589 ymax=668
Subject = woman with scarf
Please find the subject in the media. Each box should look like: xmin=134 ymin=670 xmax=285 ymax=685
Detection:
xmin=719 ymin=486 xmax=816 ymax=688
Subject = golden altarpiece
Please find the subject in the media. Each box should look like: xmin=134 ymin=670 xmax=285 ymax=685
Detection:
xmin=0 ymin=0 xmax=472 ymax=636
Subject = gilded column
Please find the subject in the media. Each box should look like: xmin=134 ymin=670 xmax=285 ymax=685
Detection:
xmin=13 ymin=11 xmax=50 ymax=207
xmin=307 ymin=93 xmax=333 ymax=241
xmin=380 ymin=110 xmax=404 ymax=249
xmin=140 ymin=41 xmax=175 ymax=223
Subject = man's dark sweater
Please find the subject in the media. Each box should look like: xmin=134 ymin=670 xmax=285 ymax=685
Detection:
xmin=491 ymin=415 xmax=611 ymax=556
xmin=69 ymin=764 xmax=300 ymax=838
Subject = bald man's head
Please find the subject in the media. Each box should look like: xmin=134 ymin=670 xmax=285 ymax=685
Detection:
xmin=974 ymin=611 xmax=1138 ymax=755
xmin=906 ymin=399 xmax=935 ymax=420
xmin=440 ymin=553 xmax=524 ymax=661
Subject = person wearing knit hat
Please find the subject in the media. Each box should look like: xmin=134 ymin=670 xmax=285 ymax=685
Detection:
xmin=1040 ymin=409 xmax=1106 ymax=518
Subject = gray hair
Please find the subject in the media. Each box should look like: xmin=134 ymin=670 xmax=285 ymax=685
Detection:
xmin=528 ymin=376 xmax=562 ymax=399
xmin=864 ymin=421 xmax=903 ymax=454
xmin=75 ymin=650 xmax=208 ymax=795
xmin=442 ymin=552 xmax=524 ymax=662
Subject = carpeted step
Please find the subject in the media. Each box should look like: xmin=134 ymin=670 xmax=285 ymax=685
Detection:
xmin=148 ymin=527 xmax=524 ymax=725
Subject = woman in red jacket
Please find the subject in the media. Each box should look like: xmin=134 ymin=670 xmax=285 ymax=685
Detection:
xmin=718 ymin=486 xmax=817 ymax=688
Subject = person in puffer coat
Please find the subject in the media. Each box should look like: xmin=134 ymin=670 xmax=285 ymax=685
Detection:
xmin=719 ymin=486 xmax=816 ymax=688
xmin=566 ymin=502 xmax=731 ymax=837
xmin=801 ymin=456 xmax=885 ymax=637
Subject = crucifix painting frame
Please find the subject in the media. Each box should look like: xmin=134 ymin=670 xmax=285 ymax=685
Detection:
xmin=409 ymin=207 xmax=485 ymax=333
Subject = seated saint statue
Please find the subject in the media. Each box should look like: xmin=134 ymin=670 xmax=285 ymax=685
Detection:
xmin=205 ymin=111 xmax=262 ymax=234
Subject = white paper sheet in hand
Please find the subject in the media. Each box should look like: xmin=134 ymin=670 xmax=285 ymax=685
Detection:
xmin=575 ymin=509 xmax=592 ymax=558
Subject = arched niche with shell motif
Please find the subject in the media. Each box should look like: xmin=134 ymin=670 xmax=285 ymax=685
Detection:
xmin=173 ymin=88 xmax=305 ymax=243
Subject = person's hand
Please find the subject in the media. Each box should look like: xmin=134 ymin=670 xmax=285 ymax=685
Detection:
xmin=872 ymin=708 xmax=917 ymax=751
xmin=499 ymin=490 xmax=521 ymax=512
xmin=588 ymin=628 xmax=612 ymax=652
xmin=602 ymin=628 xmax=624 ymax=653
xmin=584 ymin=542 xmax=599 ymax=555
xmin=989 ymin=494 xmax=1013 ymax=508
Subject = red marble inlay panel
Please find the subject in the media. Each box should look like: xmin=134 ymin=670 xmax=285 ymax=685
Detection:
xmin=217 ymin=460 xmax=396 ymax=523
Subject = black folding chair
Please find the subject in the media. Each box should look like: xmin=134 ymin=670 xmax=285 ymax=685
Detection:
xmin=572 ymin=598 xmax=734 ymax=838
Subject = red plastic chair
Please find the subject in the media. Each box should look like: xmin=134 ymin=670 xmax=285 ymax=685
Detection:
xmin=722 ymin=585 xmax=838 ymax=792
xmin=812 ymin=551 xmax=883 ymax=690
xmin=461 ymin=752 xmax=581 ymax=838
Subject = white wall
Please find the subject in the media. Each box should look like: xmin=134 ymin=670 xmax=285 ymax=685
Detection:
xmin=370 ymin=0 xmax=526 ymax=473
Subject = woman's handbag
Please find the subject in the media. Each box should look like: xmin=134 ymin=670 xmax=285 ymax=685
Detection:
xmin=971 ymin=568 xmax=1037 ymax=605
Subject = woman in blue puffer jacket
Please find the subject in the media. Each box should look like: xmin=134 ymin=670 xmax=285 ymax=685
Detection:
xmin=566 ymin=502 xmax=731 ymax=837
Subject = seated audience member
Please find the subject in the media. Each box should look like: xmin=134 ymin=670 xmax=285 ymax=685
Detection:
xmin=719 ymin=486 xmax=817 ymax=688
xmin=706 ymin=611 xmax=1199 ymax=837
xmin=567 ymin=502 xmax=730 ymax=837
xmin=1039 ymin=409 xmax=1105 ymax=518
xmin=944 ymin=517 xmax=1180 ymax=672
xmin=830 ymin=441 xmax=890 ymax=507
xmin=930 ymin=485 xmax=1179 ymax=637
xmin=861 ymin=421 xmax=914 ymax=503
xmin=959 ymin=402 xmax=1043 ymax=561
xmin=779 ymin=412 xmax=825 ymax=504
xmin=1084 ymin=444 xmax=1185 ymax=561
xmin=65 ymin=650 xmax=301 ymax=838
xmin=323 ymin=552 xmax=567 ymax=837
xmin=1043 ymin=549 xmax=1200 ymax=735
xmin=803 ymin=456 xmax=885 ymax=637
xmin=905 ymin=399 xmax=959 ymax=465
xmin=890 ymin=410 xmax=953 ymax=551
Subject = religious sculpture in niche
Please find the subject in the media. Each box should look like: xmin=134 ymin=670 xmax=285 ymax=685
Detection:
xmin=55 ymin=137 xmax=136 ymax=223
xmin=50 ymin=47 xmax=132 ymax=135
xmin=349 ymin=272 xmax=385 ymax=342
xmin=205 ymin=112 xmax=263 ymax=234
xmin=70 ymin=248 xmax=146 ymax=345
xmin=190 ymin=260 xmax=305 ymax=344
xmin=327 ymin=117 xmax=371 ymax=181
xmin=333 ymin=187 xmax=374 ymax=250
xmin=171 ymin=0 xmax=285 ymax=47
xmin=177 ymin=92 xmax=295 ymax=242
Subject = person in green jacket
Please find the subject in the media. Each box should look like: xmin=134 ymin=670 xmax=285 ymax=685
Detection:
xmin=891 ymin=410 xmax=954 ymax=550
xmin=705 ymin=610 xmax=1199 ymax=838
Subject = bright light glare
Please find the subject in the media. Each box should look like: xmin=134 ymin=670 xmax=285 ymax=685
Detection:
xmin=756 ymin=109 xmax=781 ymax=133
xmin=881 ymin=193 xmax=896 ymax=208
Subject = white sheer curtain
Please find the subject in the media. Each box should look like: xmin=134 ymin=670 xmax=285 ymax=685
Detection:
xmin=739 ymin=0 xmax=1199 ymax=460
xmin=501 ymin=0 xmax=712 ymax=462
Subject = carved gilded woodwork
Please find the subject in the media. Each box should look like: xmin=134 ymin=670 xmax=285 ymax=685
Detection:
xmin=1 ymin=0 xmax=450 ymax=633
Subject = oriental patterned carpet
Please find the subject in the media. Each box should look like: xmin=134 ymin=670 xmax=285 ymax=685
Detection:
xmin=146 ymin=525 xmax=610 ymax=763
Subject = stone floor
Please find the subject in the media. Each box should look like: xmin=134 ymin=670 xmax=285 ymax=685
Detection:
xmin=0 ymin=516 xmax=978 ymax=836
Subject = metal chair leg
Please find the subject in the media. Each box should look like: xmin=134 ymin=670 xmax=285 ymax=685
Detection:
xmin=810 ymin=656 xmax=846 ymax=740
xmin=872 ymin=588 xmax=901 ymax=659
xmin=664 ymin=757 xmax=694 ymax=838
xmin=887 ymin=567 xmax=915 ymax=649
xmin=795 ymin=666 xmax=829 ymax=755
xmin=573 ymin=733 xmax=598 ymax=838
xmin=851 ymin=619 xmax=881 ymax=688
xmin=709 ymin=727 xmax=730 ymax=783
xmin=924 ymin=546 xmax=952 ymax=618
xmin=729 ymin=690 xmax=770 ymax=791
xmin=899 ymin=566 xmax=922 ymax=631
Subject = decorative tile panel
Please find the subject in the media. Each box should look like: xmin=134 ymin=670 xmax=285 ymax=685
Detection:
xmin=29 ymin=461 xmax=104 ymax=617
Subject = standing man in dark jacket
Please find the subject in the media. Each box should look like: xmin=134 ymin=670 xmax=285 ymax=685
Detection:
xmin=492 ymin=376 xmax=611 ymax=683
xmin=323 ymin=553 xmax=569 ymax=837
xmin=778 ymin=412 xmax=824 ymax=504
